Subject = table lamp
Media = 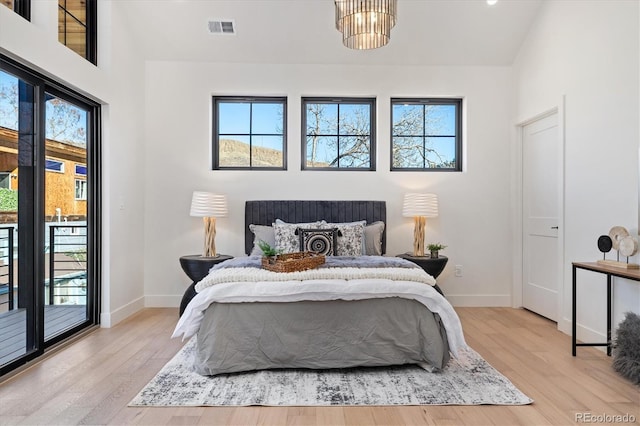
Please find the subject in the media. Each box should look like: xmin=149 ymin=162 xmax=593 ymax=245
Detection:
xmin=403 ymin=193 xmax=438 ymax=256
xmin=190 ymin=191 xmax=228 ymax=257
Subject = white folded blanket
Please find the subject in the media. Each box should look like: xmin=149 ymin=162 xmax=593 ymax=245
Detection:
xmin=195 ymin=266 xmax=436 ymax=292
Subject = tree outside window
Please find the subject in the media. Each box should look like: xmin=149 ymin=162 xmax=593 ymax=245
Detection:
xmin=212 ymin=97 xmax=286 ymax=170
xmin=302 ymin=98 xmax=376 ymax=170
xmin=391 ymin=98 xmax=462 ymax=171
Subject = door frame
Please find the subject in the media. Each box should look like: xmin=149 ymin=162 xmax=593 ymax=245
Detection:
xmin=0 ymin=55 xmax=101 ymax=377
xmin=512 ymin=97 xmax=566 ymax=329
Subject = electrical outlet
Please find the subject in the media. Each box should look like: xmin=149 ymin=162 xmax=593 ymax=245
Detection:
xmin=454 ymin=265 xmax=463 ymax=277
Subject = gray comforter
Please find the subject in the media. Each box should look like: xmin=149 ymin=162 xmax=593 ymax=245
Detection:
xmin=194 ymin=297 xmax=450 ymax=376
xmin=190 ymin=256 xmax=452 ymax=376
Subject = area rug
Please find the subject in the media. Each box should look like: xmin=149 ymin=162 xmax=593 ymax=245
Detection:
xmin=129 ymin=339 xmax=533 ymax=406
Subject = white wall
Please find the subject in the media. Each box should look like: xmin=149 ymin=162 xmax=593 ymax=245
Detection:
xmin=143 ymin=62 xmax=514 ymax=308
xmin=512 ymin=0 xmax=640 ymax=340
xmin=8 ymin=0 xmax=636 ymax=336
xmin=0 ymin=1 xmax=147 ymax=327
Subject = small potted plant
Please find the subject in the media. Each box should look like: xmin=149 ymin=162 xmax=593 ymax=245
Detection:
xmin=257 ymin=240 xmax=281 ymax=264
xmin=427 ymin=243 xmax=447 ymax=259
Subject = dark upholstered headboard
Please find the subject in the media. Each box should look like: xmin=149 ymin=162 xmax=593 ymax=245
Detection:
xmin=245 ymin=200 xmax=387 ymax=255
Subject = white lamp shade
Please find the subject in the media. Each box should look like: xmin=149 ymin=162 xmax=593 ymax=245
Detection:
xmin=190 ymin=192 xmax=228 ymax=217
xmin=402 ymin=193 xmax=438 ymax=218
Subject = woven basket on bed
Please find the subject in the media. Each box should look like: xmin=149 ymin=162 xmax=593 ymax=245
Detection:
xmin=261 ymin=252 xmax=325 ymax=273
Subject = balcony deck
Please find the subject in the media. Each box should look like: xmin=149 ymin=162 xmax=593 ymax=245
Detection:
xmin=0 ymin=305 xmax=86 ymax=366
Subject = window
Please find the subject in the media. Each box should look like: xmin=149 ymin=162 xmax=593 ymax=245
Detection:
xmin=0 ymin=172 xmax=10 ymax=189
xmin=212 ymin=97 xmax=286 ymax=170
xmin=45 ymin=159 xmax=64 ymax=173
xmin=302 ymin=97 xmax=375 ymax=170
xmin=391 ymin=98 xmax=462 ymax=171
xmin=58 ymin=0 xmax=97 ymax=64
xmin=75 ymin=179 xmax=87 ymax=200
xmin=75 ymin=163 xmax=86 ymax=176
xmin=1 ymin=0 xmax=30 ymax=20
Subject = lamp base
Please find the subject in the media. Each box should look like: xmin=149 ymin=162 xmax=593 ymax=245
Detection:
xmin=412 ymin=216 xmax=426 ymax=257
xmin=203 ymin=217 xmax=218 ymax=257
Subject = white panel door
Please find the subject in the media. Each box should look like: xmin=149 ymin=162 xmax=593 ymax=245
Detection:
xmin=523 ymin=112 xmax=559 ymax=321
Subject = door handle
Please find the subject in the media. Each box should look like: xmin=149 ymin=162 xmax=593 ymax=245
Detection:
xmin=551 ymin=226 xmax=558 ymax=229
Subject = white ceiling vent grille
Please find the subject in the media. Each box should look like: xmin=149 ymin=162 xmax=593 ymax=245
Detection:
xmin=208 ymin=20 xmax=236 ymax=35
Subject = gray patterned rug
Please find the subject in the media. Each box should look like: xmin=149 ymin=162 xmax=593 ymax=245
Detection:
xmin=130 ymin=339 xmax=533 ymax=406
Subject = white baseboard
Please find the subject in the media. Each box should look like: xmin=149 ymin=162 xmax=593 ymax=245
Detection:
xmin=446 ymin=294 xmax=512 ymax=307
xmin=558 ymin=316 xmax=607 ymax=353
xmin=99 ymin=294 xmax=514 ymax=326
xmin=100 ymin=296 xmax=145 ymax=328
xmin=558 ymin=317 xmax=572 ymax=335
xmin=145 ymin=294 xmax=182 ymax=308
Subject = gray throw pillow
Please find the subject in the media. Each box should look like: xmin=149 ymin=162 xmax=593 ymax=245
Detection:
xmin=249 ymin=224 xmax=275 ymax=256
xmin=364 ymin=221 xmax=385 ymax=255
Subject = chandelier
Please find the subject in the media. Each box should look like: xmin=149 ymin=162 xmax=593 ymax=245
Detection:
xmin=335 ymin=0 xmax=398 ymax=50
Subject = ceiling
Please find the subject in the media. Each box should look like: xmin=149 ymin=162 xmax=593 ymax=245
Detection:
xmin=119 ymin=0 xmax=543 ymax=66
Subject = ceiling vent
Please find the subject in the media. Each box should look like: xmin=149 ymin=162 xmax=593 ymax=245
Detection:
xmin=208 ymin=20 xmax=236 ymax=35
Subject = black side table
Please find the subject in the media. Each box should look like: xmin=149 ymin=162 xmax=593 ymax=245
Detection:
xmin=179 ymin=254 xmax=233 ymax=316
xmin=397 ymin=253 xmax=448 ymax=296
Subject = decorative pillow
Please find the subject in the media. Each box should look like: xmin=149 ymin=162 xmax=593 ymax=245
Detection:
xmin=249 ymin=224 xmax=275 ymax=256
xmin=298 ymin=228 xmax=338 ymax=256
xmin=364 ymin=221 xmax=385 ymax=255
xmin=324 ymin=221 xmax=366 ymax=256
xmin=274 ymin=220 xmax=326 ymax=253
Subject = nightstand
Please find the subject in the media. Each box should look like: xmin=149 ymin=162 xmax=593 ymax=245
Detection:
xmin=396 ymin=253 xmax=448 ymax=295
xmin=179 ymin=254 xmax=233 ymax=316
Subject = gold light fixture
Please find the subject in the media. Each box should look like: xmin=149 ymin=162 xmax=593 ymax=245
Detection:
xmin=335 ymin=0 xmax=397 ymax=50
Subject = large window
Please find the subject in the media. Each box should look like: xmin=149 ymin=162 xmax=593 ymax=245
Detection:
xmin=1 ymin=0 xmax=30 ymax=20
xmin=302 ymin=97 xmax=376 ymax=170
xmin=212 ymin=97 xmax=286 ymax=170
xmin=58 ymin=0 xmax=97 ymax=64
xmin=391 ymin=98 xmax=462 ymax=171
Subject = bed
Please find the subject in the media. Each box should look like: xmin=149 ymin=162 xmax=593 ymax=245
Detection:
xmin=173 ymin=200 xmax=467 ymax=376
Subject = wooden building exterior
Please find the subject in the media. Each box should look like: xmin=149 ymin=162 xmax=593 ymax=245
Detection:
xmin=0 ymin=126 xmax=87 ymax=221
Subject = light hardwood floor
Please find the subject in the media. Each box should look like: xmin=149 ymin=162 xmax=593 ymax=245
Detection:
xmin=0 ymin=307 xmax=637 ymax=425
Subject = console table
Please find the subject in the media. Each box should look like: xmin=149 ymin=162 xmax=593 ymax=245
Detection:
xmin=572 ymin=262 xmax=640 ymax=356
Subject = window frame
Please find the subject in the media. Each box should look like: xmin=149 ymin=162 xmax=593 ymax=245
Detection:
xmin=212 ymin=96 xmax=287 ymax=171
xmin=3 ymin=0 xmax=30 ymax=20
xmin=58 ymin=0 xmax=97 ymax=65
xmin=0 ymin=53 xmax=101 ymax=377
xmin=301 ymin=97 xmax=376 ymax=171
xmin=45 ymin=159 xmax=65 ymax=173
xmin=390 ymin=97 xmax=462 ymax=172
xmin=75 ymin=163 xmax=87 ymax=176
xmin=74 ymin=178 xmax=87 ymax=200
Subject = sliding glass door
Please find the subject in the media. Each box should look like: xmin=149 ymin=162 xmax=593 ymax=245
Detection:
xmin=0 ymin=57 xmax=100 ymax=376
xmin=0 ymin=68 xmax=34 ymax=368
xmin=43 ymin=92 xmax=90 ymax=341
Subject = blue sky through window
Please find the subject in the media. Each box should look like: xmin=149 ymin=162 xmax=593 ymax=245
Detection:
xmin=0 ymin=70 xmax=88 ymax=146
xmin=218 ymin=102 xmax=284 ymax=152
